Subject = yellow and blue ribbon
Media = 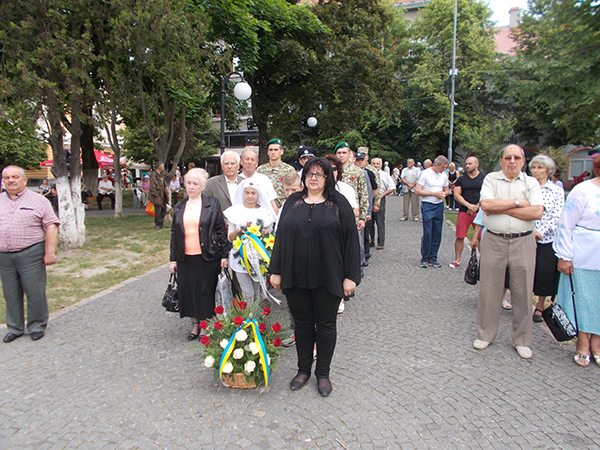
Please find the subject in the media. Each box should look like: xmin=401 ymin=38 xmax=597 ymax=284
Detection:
xmin=240 ymin=231 xmax=271 ymax=278
xmin=218 ymin=319 xmax=271 ymax=386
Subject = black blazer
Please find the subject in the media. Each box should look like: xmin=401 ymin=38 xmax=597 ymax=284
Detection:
xmin=169 ymin=194 xmax=230 ymax=262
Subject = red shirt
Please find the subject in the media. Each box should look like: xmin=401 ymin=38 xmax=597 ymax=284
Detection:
xmin=0 ymin=188 xmax=60 ymax=253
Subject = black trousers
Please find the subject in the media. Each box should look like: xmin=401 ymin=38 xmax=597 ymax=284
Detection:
xmin=96 ymin=193 xmax=115 ymax=210
xmin=286 ymin=286 xmax=341 ymax=379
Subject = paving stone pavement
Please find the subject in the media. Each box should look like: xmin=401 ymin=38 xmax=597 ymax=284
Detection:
xmin=1 ymin=195 xmax=599 ymax=449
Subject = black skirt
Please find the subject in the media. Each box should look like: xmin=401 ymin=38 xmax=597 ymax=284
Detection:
xmin=177 ymin=254 xmax=220 ymax=321
xmin=533 ymin=242 xmax=560 ymax=297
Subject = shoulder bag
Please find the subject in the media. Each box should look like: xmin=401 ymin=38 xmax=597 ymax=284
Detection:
xmin=464 ymin=247 xmax=479 ymax=285
xmin=162 ymin=273 xmax=179 ymax=312
xmin=542 ymin=273 xmax=578 ymax=342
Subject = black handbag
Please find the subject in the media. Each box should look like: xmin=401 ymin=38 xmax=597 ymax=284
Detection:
xmin=542 ymin=274 xmax=578 ymax=342
xmin=464 ymin=247 xmax=479 ymax=285
xmin=162 ymin=273 xmax=179 ymax=312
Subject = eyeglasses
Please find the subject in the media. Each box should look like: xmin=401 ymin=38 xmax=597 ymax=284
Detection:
xmin=306 ymin=172 xmax=326 ymax=179
xmin=503 ymin=155 xmax=523 ymax=161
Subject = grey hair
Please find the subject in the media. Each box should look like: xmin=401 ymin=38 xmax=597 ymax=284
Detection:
xmin=241 ymin=149 xmax=258 ymax=160
xmin=434 ymin=155 xmax=449 ymax=166
xmin=156 ymin=161 xmax=165 ymax=170
xmin=529 ymin=154 xmax=557 ymax=179
xmin=2 ymin=165 xmax=26 ymax=178
xmin=184 ymin=168 xmax=209 ymax=190
xmin=220 ymin=151 xmax=240 ymax=165
xmin=499 ymin=145 xmax=525 ymax=159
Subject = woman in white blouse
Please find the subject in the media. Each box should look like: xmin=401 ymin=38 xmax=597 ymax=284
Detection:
xmin=553 ymin=154 xmax=600 ymax=367
xmin=529 ymin=155 xmax=564 ymax=323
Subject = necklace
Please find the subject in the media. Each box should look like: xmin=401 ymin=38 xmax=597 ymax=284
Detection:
xmin=187 ymin=198 xmax=202 ymax=209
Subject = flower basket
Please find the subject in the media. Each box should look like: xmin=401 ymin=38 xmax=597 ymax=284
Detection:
xmin=201 ymin=300 xmax=286 ymax=388
xmin=221 ymin=373 xmax=259 ymax=389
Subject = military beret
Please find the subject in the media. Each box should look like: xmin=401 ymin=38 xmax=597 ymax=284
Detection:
xmin=267 ymin=138 xmax=283 ymax=147
xmin=334 ymin=141 xmax=350 ymax=152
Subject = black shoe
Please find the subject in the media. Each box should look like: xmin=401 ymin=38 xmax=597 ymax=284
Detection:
xmin=369 ymin=242 xmax=375 ymax=247
xmin=317 ymin=378 xmax=332 ymax=397
xmin=162 ymin=225 xmax=170 ymax=229
xmin=3 ymin=333 xmax=23 ymax=343
xmin=155 ymin=225 xmax=161 ymax=230
xmin=362 ymin=260 xmax=369 ymax=267
xmin=187 ymin=331 xmax=199 ymax=341
xmin=533 ymin=309 xmax=544 ymax=323
xmin=290 ymin=373 xmax=310 ymax=391
xmin=30 ymin=331 xmax=44 ymax=341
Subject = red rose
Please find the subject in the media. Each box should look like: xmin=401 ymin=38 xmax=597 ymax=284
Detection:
xmin=351 ymin=176 xmax=355 ymax=181
xmin=258 ymin=323 xmax=267 ymax=333
xmin=238 ymin=301 xmax=247 ymax=311
xmin=263 ymin=307 xmax=271 ymax=316
xmin=214 ymin=306 xmax=224 ymax=315
xmin=246 ymin=222 xmax=251 ymax=227
xmin=199 ymin=321 xmax=208 ymax=329
xmin=233 ymin=316 xmax=244 ymax=326
xmin=214 ymin=321 xmax=223 ymax=330
xmin=280 ymin=177 xmax=284 ymax=181
xmin=273 ymin=338 xmax=282 ymax=347
xmin=272 ymin=323 xmax=282 ymax=332
xmin=200 ymin=336 xmax=210 ymax=346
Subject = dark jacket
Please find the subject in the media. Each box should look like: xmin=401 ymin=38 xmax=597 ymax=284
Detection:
xmin=169 ymin=194 xmax=230 ymax=262
xmin=148 ymin=170 xmax=168 ymax=206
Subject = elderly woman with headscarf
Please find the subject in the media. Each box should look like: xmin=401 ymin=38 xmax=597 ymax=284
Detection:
xmin=169 ymin=168 xmax=229 ymax=340
xmin=529 ymin=155 xmax=564 ymax=323
xmin=223 ymin=179 xmax=276 ymax=303
xmin=554 ymin=154 xmax=600 ymax=367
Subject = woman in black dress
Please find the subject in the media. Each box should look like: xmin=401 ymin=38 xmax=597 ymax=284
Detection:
xmin=169 ymin=168 xmax=229 ymax=340
xmin=269 ymin=157 xmax=361 ymax=397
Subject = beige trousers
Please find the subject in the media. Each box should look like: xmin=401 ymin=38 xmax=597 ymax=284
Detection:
xmin=476 ymin=232 xmax=536 ymax=346
xmin=403 ymin=191 xmax=420 ymax=220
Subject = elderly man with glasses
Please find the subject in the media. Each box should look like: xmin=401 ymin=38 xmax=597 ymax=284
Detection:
xmin=473 ymin=145 xmax=544 ymax=359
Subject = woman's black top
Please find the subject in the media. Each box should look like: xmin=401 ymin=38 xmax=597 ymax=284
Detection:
xmin=269 ymin=191 xmax=361 ymax=298
xmin=169 ymin=194 xmax=230 ymax=262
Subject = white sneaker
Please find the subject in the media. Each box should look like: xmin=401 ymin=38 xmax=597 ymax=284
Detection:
xmin=337 ymin=300 xmax=345 ymax=314
xmin=448 ymin=262 xmax=460 ymax=269
xmin=400 ymin=217 xmax=408 ymax=221
xmin=473 ymin=339 xmax=490 ymax=350
xmin=515 ymin=345 xmax=532 ymax=359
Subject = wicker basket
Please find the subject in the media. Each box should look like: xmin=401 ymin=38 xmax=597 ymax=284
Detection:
xmin=222 ymin=373 xmax=258 ymax=389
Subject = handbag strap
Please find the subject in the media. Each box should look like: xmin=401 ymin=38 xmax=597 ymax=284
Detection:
xmin=169 ymin=272 xmax=177 ymax=286
xmin=568 ymin=273 xmax=579 ymax=332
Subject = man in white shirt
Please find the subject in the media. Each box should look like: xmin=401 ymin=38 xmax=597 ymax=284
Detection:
xmin=400 ymin=159 xmax=421 ymax=221
xmin=235 ymin=149 xmax=279 ymax=215
xmin=203 ymin=151 xmax=243 ymax=211
xmin=96 ymin=174 xmax=115 ymax=210
xmin=371 ymin=157 xmax=396 ymax=250
xmin=474 ymin=145 xmax=543 ymax=359
xmin=415 ymin=156 xmax=449 ymax=268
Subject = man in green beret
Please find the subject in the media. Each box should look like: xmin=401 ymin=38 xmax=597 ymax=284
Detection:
xmin=335 ymin=142 xmax=368 ymax=231
xmin=257 ymin=138 xmax=295 ymax=208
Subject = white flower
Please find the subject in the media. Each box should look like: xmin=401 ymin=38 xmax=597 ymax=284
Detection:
xmin=244 ymin=361 xmax=256 ymax=373
xmin=235 ymin=330 xmax=248 ymax=342
xmin=222 ymin=362 xmax=233 ymax=374
xmin=248 ymin=342 xmax=259 ymax=355
xmin=232 ymin=348 xmax=244 ymax=360
xmin=220 ymin=339 xmax=229 ymax=349
xmin=204 ymin=356 xmax=215 ymax=368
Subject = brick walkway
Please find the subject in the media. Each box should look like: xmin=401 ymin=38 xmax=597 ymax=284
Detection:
xmin=1 ymin=195 xmax=598 ymax=449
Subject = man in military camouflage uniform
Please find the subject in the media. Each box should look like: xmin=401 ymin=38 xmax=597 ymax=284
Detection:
xmin=257 ymin=138 xmax=295 ymax=209
xmin=334 ymin=142 xmax=368 ymax=232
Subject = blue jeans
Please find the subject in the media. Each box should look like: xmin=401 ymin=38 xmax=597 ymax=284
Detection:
xmin=421 ymin=201 xmax=444 ymax=263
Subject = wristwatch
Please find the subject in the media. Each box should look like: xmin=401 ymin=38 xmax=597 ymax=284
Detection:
xmin=514 ymin=199 xmax=521 ymax=207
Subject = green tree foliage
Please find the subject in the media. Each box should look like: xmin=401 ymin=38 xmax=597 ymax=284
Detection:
xmin=508 ymin=0 xmax=600 ymax=146
xmin=400 ymin=0 xmax=507 ymax=161
xmin=0 ymin=102 xmax=47 ymax=168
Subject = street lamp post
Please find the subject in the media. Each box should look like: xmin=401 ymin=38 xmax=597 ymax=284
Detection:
xmin=220 ymin=72 xmax=252 ymax=155
xmin=299 ymin=113 xmax=318 ymax=146
xmin=447 ymin=0 xmax=458 ymax=163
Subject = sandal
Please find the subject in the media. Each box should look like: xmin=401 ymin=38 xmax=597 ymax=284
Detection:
xmin=532 ymin=308 xmax=544 ymax=323
xmin=574 ymin=353 xmax=590 ymax=367
xmin=592 ymin=354 xmax=600 ymax=367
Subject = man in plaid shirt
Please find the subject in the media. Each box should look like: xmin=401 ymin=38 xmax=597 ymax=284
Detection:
xmin=0 ymin=166 xmax=59 ymax=343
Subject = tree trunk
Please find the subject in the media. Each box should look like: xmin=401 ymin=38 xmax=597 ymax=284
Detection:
xmin=47 ymin=92 xmax=83 ymax=250
xmin=104 ymin=91 xmax=123 ymax=218
xmin=68 ymin=99 xmax=86 ymax=246
xmin=81 ymin=109 xmax=99 ymax=196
